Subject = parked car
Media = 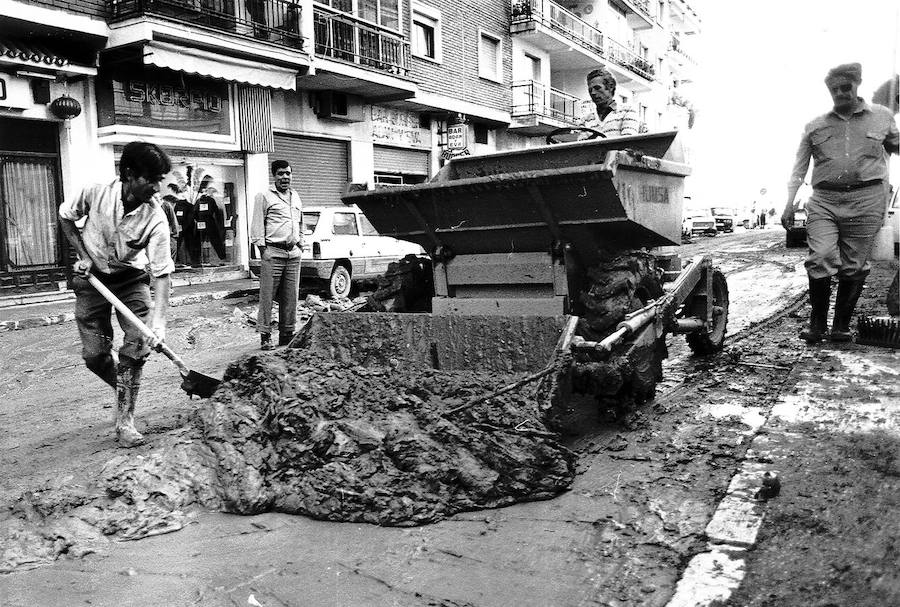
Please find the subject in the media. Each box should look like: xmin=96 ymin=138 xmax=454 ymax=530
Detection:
xmin=689 ymin=212 xmax=717 ymax=237
xmin=785 ymin=200 xmax=808 ymax=248
xmin=251 ymin=205 xmax=426 ymax=298
xmin=710 ymin=207 xmax=736 ymax=233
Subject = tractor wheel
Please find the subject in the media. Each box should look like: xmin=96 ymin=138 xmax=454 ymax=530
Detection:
xmin=578 ymin=252 xmax=664 ymax=339
xmin=685 ymin=268 xmax=729 ymax=355
xmin=329 ymin=264 xmax=352 ymax=299
xmin=572 ymin=252 xmax=666 ymax=413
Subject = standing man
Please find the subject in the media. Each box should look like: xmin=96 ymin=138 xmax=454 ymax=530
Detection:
xmin=781 ymin=63 xmax=899 ymax=343
xmin=58 ymin=141 xmax=174 ymax=447
xmin=581 ymin=65 xmax=642 ymax=137
xmin=250 ymin=160 xmax=303 ymax=350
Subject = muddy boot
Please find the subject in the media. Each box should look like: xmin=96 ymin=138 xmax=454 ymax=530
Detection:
xmin=115 ymin=362 xmax=145 ymax=448
xmin=260 ymin=332 xmax=274 ymax=351
xmin=278 ymin=332 xmax=293 ymax=347
xmin=86 ymin=353 xmax=117 ymax=390
xmin=830 ymin=279 xmax=865 ymax=342
xmin=799 ymin=277 xmax=831 ymax=343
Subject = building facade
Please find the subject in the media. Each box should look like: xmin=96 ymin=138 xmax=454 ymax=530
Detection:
xmin=0 ymin=0 xmax=700 ymax=297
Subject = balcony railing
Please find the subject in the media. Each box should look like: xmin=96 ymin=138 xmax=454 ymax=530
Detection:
xmin=511 ymin=0 xmax=654 ymax=81
xmin=511 ymin=0 xmax=604 ymax=56
xmin=511 ymin=80 xmax=585 ymax=124
xmin=313 ymin=6 xmax=410 ymax=77
xmin=604 ymin=36 xmax=654 ymax=80
xmin=108 ymin=0 xmax=306 ymax=49
xmin=668 ymin=35 xmax=696 ymax=64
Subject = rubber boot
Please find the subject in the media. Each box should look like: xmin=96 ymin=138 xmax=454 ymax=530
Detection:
xmin=278 ymin=332 xmax=293 ymax=347
xmin=830 ymin=279 xmax=865 ymax=342
xmin=800 ymin=277 xmax=831 ymax=343
xmin=115 ymin=362 xmax=145 ymax=447
xmin=86 ymin=353 xmax=117 ymax=390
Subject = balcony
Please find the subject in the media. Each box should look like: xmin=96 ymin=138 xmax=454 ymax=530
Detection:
xmin=608 ymin=0 xmax=655 ymax=29
xmin=510 ymin=80 xmax=587 ymax=135
xmin=511 ymin=0 xmax=604 ymax=57
xmin=312 ymin=6 xmax=410 ymax=77
xmin=511 ymin=0 xmax=654 ymax=86
xmin=108 ymin=0 xmax=307 ymax=50
xmin=668 ymin=34 xmax=696 ymax=66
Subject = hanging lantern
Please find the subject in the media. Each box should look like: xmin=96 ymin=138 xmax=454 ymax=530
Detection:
xmin=49 ymin=94 xmax=82 ymax=120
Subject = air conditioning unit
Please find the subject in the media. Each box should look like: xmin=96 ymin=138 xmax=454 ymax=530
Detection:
xmin=310 ymin=91 xmax=362 ymax=122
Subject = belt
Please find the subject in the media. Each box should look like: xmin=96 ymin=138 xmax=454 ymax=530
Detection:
xmin=814 ymin=179 xmax=883 ymax=192
xmin=266 ymin=241 xmax=297 ymax=251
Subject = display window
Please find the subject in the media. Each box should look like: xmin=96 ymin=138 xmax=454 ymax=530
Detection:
xmin=162 ymin=162 xmax=243 ymax=269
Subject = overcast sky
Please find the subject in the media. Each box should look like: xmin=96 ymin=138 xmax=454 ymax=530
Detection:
xmin=687 ymin=0 xmax=900 ymax=209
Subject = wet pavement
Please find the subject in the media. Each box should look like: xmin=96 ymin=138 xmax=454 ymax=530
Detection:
xmin=1 ymin=227 xmax=898 ymax=606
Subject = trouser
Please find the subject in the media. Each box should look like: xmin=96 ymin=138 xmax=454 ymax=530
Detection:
xmin=805 ymin=184 xmax=886 ymax=280
xmin=257 ymin=253 xmax=301 ymax=338
xmin=73 ymin=270 xmax=152 ymax=388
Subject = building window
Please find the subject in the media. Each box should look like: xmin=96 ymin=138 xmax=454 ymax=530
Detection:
xmin=359 ymin=0 xmax=401 ymax=31
xmin=526 ymin=52 xmax=541 ymax=82
xmin=412 ymin=2 xmax=441 ymax=61
xmin=478 ymin=31 xmax=502 ymax=82
xmin=374 ymin=173 xmax=428 ymax=187
xmin=474 ymin=124 xmax=489 ymax=144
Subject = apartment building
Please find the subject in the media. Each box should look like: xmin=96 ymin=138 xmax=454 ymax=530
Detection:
xmin=0 ymin=0 xmax=699 ymax=296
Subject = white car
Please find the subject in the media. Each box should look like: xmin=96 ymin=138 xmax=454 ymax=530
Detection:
xmin=299 ymin=205 xmax=426 ymax=298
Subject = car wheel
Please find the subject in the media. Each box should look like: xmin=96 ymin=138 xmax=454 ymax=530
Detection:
xmin=329 ymin=265 xmax=352 ymax=299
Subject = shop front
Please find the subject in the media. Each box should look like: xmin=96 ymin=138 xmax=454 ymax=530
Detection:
xmin=96 ymin=64 xmax=251 ymax=280
xmin=371 ymin=104 xmax=432 ymax=186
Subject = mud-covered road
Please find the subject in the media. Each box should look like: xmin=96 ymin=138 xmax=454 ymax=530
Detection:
xmin=2 ymin=227 xmax=898 ymax=606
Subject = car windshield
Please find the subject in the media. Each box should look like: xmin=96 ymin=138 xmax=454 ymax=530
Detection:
xmin=710 ymin=207 xmax=732 ymax=215
xmin=303 ymin=212 xmax=320 ymax=234
xmin=359 ymin=214 xmax=379 ymax=237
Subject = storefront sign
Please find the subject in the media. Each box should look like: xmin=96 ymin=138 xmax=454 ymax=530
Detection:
xmin=447 ymin=123 xmax=467 ymax=151
xmin=0 ymin=75 xmax=34 ymax=110
xmin=97 ymin=68 xmax=230 ymax=135
xmin=371 ymin=105 xmax=426 ymax=147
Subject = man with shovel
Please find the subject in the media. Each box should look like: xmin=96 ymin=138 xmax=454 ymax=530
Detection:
xmin=59 ymin=141 xmax=175 ymax=447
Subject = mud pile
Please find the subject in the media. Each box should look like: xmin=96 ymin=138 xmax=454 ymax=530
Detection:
xmin=202 ymin=349 xmax=576 ymax=525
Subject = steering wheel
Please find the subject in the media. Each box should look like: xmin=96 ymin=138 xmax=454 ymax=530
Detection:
xmin=546 ymin=127 xmax=606 ymax=145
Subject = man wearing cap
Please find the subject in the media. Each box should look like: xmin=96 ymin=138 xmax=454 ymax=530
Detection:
xmin=580 ymin=66 xmax=642 ymax=137
xmin=781 ymin=62 xmax=899 ymax=343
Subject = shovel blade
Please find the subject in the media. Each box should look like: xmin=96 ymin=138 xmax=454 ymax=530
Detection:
xmin=181 ymin=370 xmax=221 ymax=399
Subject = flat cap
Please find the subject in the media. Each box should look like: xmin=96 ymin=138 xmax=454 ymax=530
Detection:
xmin=825 ymin=62 xmax=862 ymax=84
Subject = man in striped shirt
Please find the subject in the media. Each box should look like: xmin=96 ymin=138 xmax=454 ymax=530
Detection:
xmin=580 ymin=65 xmax=642 ymax=137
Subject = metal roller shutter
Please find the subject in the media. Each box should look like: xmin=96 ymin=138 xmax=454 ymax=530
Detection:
xmin=373 ymin=145 xmax=430 ymax=175
xmin=273 ymin=134 xmax=349 ymax=207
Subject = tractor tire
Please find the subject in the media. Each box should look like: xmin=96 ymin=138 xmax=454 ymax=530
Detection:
xmin=572 ymin=252 xmax=666 ymax=412
xmin=685 ymin=268 xmax=729 ymax=355
xmin=329 ymin=264 xmax=352 ymax=299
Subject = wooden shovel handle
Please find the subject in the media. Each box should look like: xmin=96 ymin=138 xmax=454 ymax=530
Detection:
xmin=86 ymin=274 xmax=189 ymax=375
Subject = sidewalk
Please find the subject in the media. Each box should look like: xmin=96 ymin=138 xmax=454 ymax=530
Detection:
xmin=0 ymin=277 xmax=258 ymax=333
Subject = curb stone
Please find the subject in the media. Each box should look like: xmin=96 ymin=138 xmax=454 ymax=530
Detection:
xmin=0 ymin=288 xmax=257 ymax=333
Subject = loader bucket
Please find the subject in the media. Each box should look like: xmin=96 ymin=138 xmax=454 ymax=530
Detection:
xmin=294 ymin=312 xmax=568 ymax=373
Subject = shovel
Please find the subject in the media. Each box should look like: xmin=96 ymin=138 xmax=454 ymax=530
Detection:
xmin=87 ymin=274 xmax=222 ymax=398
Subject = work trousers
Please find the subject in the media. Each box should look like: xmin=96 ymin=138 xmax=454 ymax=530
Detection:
xmin=805 ymin=184 xmax=887 ymax=280
xmin=257 ymin=253 xmax=300 ymax=337
xmin=73 ymin=270 xmax=152 ymax=382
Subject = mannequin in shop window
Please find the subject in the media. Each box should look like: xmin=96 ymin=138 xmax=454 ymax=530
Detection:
xmin=179 ymin=177 xmax=227 ymax=267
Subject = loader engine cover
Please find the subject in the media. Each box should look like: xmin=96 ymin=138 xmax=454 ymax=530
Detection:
xmin=200 ymin=349 xmax=576 ymax=526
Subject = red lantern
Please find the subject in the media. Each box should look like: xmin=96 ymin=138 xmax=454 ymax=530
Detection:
xmin=49 ymin=94 xmax=82 ymax=120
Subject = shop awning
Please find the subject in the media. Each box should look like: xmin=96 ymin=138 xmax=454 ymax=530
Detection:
xmin=142 ymin=42 xmax=297 ymax=91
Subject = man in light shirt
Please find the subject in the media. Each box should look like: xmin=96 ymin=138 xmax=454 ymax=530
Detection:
xmin=58 ymin=141 xmax=174 ymax=448
xmin=250 ymin=160 xmax=303 ymax=350
xmin=580 ymin=65 xmax=641 ymax=137
xmin=781 ymin=62 xmax=899 ymax=343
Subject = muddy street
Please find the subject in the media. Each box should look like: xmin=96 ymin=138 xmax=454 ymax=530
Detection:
xmin=1 ymin=227 xmax=898 ymax=607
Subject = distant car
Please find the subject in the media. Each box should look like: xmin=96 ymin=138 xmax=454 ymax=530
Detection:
xmin=689 ymin=212 xmax=717 ymax=236
xmin=785 ymin=200 xmax=808 ymax=248
xmin=710 ymin=207 xmax=736 ymax=233
xmin=250 ymin=205 xmax=426 ymax=298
